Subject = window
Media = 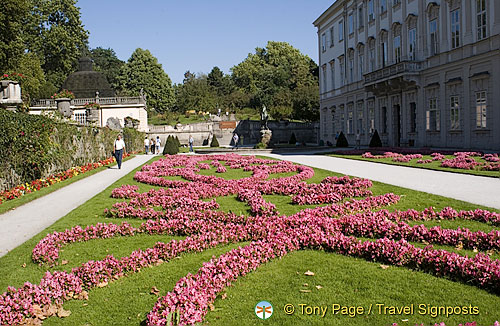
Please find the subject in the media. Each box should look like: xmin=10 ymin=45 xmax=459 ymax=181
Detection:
xmin=368 ymin=0 xmax=374 ymax=21
xmin=321 ymin=33 xmax=326 ymax=52
xmin=476 ymin=91 xmax=487 ymax=128
xmin=339 ymin=20 xmax=344 ymax=41
xmin=339 ymin=59 xmax=345 ymax=87
xmin=329 ymin=61 xmax=335 ymax=90
xmin=426 ymin=98 xmax=440 ymax=131
xmin=381 ymin=40 xmax=388 ymax=67
xmin=74 ymin=112 xmax=86 ymax=125
xmin=381 ymin=0 xmax=387 ymax=13
xmin=349 ymin=56 xmax=354 ymax=83
xmin=347 ymin=104 xmax=354 ymax=134
xmin=393 ymin=35 xmax=401 ymax=63
xmin=368 ymin=101 xmax=375 ymax=133
xmin=322 ymin=65 xmax=327 ymax=93
xmin=369 ymin=43 xmax=375 ymax=71
xmin=451 ymin=9 xmax=460 ymax=49
xmin=408 ymin=28 xmax=417 ymax=60
xmin=476 ymin=0 xmax=487 ymax=40
xmin=393 ymin=0 xmax=400 ymax=6
xmin=450 ymin=96 xmax=460 ymax=130
xmin=410 ymin=102 xmax=417 ymax=132
xmin=358 ymin=6 xmax=364 ymax=28
xmin=340 ymin=106 xmax=345 ymax=132
xmin=430 ymin=19 xmax=439 ymax=56
xmin=329 ymin=26 xmax=334 ymax=47
xmin=348 ymin=13 xmax=354 ymax=34
xmin=357 ymin=102 xmax=364 ymax=133
xmin=381 ymin=107 xmax=387 ymax=133
xmin=359 ymin=53 xmax=364 ymax=79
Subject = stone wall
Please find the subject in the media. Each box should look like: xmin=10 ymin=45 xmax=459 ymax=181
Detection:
xmin=148 ymin=120 xmax=319 ymax=147
xmin=0 ymin=110 xmax=145 ymax=191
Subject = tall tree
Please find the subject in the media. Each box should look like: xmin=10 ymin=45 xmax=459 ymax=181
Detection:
xmin=175 ymin=73 xmax=218 ymax=113
xmin=0 ymin=0 xmax=29 ymax=72
xmin=117 ymin=48 xmax=174 ymax=113
xmin=231 ymin=41 xmax=319 ymax=120
xmin=24 ymin=0 xmax=89 ymax=87
xmin=90 ymin=47 xmax=125 ymax=89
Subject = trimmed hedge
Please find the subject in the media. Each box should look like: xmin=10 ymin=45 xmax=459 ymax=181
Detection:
xmin=369 ymin=129 xmax=382 ymax=147
xmin=336 ymin=131 xmax=349 ymax=147
xmin=0 ymin=109 xmax=144 ymax=191
xmin=163 ymin=135 xmax=179 ymax=155
xmin=289 ymin=133 xmax=297 ymax=145
xmin=210 ymin=135 xmax=219 ymax=147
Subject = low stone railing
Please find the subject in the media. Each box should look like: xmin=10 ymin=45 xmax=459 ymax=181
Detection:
xmin=31 ymin=96 xmax=145 ymax=107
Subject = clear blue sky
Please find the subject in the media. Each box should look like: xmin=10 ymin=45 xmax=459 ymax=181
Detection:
xmin=77 ymin=0 xmax=333 ymax=84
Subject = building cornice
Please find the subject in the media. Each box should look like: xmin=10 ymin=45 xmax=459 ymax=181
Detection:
xmin=313 ymin=0 xmax=345 ymax=28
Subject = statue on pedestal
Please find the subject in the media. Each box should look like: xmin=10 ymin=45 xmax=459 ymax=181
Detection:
xmin=259 ymin=104 xmax=272 ymax=147
xmin=260 ymin=105 xmax=269 ymax=130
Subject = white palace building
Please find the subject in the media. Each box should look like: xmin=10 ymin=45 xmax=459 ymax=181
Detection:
xmin=314 ymin=0 xmax=500 ymax=150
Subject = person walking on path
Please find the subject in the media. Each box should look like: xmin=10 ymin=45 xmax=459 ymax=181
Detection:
xmin=144 ymin=137 xmax=150 ymax=154
xmin=114 ymin=134 xmax=126 ymax=169
xmin=156 ymin=136 xmax=161 ymax=154
xmin=189 ymin=135 xmax=194 ymax=152
xmin=150 ymin=138 xmax=155 ymax=154
xmin=355 ymin=130 xmax=361 ymax=149
xmin=232 ymin=133 xmax=239 ymax=149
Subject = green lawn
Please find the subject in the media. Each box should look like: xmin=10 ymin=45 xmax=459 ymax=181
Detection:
xmin=327 ymin=154 xmax=500 ymax=178
xmin=0 ymin=155 xmax=499 ymax=325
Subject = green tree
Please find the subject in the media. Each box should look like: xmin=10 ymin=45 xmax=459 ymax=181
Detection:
xmin=0 ymin=0 xmax=29 ymax=72
xmin=231 ymin=41 xmax=319 ymax=121
xmin=11 ymin=53 xmax=46 ymax=102
xmin=24 ymin=0 xmax=89 ymax=88
xmin=291 ymin=85 xmax=319 ymax=122
xmin=117 ymin=48 xmax=175 ymax=113
xmin=175 ymin=73 xmax=218 ymax=113
xmin=90 ymin=47 xmax=125 ymax=89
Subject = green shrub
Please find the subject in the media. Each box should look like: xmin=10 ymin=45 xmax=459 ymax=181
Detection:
xmin=210 ymin=135 xmax=219 ymax=147
xmin=175 ymin=136 xmax=181 ymax=147
xmin=289 ymin=133 xmax=297 ymax=145
xmin=369 ymin=130 xmax=382 ymax=147
xmin=254 ymin=142 xmax=267 ymax=149
xmin=163 ymin=135 xmax=179 ymax=155
xmin=336 ymin=131 xmax=349 ymax=147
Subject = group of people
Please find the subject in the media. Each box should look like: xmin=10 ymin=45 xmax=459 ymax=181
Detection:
xmin=144 ymin=136 xmax=161 ymax=155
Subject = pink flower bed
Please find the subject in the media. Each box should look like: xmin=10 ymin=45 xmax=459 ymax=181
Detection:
xmin=1 ymin=154 xmax=499 ymax=326
xmin=360 ymin=151 xmax=500 ymax=171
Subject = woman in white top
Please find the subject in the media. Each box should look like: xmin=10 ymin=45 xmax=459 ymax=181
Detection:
xmin=144 ymin=137 xmax=150 ymax=154
xmin=114 ymin=135 xmax=126 ymax=169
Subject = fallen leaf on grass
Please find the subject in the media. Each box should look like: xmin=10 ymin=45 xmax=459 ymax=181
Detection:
xmin=455 ymin=242 xmax=463 ymax=251
xmin=96 ymin=281 xmax=108 ymax=288
xmin=76 ymin=290 xmax=89 ymax=300
xmin=380 ymin=264 xmax=390 ymax=270
xmin=150 ymin=286 xmax=160 ymax=295
xmin=299 ymin=289 xmax=312 ymax=293
xmin=303 ymin=283 xmax=308 ymax=287
xmin=209 ymin=303 xmax=215 ymax=311
xmin=22 ymin=263 xmax=26 ymax=268
xmin=56 ymin=307 xmax=71 ymax=318
xmin=61 ymin=260 xmax=68 ymax=265
xmin=221 ymin=293 xmax=227 ymax=300
xmin=315 ymin=285 xmax=323 ymax=290
xmin=304 ymin=270 xmax=315 ymax=276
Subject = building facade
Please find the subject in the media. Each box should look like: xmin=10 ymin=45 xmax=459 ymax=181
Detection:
xmin=314 ymin=0 xmax=500 ymax=150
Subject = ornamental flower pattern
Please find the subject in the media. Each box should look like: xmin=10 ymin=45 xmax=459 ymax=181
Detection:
xmin=1 ymin=154 xmax=499 ymax=326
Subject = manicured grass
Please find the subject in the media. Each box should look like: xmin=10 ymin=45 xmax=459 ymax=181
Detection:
xmin=1 ymin=155 xmax=499 ymax=325
xmin=0 ymin=155 xmax=138 ymax=215
xmin=328 ymin=154 xmax=500 ymax=178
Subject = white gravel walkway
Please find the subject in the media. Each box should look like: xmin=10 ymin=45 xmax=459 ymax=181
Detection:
xmin=0 ymin=154 xmax=153 ymax=257
xmin=263 ymin=153 xmax=500 ymax=210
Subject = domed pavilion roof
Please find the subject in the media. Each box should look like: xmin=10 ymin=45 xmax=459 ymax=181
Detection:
xmin=62 ymin=57 xmax=116 ymax=98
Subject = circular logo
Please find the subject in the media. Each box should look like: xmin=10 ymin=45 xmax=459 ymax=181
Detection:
xmin=255 ymin=301 xmax=273 ymax=320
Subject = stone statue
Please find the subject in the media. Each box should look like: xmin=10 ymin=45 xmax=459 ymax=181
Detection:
xmin=260 ymin=105 xmax=269 ymax=130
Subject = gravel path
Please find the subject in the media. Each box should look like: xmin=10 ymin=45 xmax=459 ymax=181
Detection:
xmin=0 ymin=154 xmax=154 ymax=257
